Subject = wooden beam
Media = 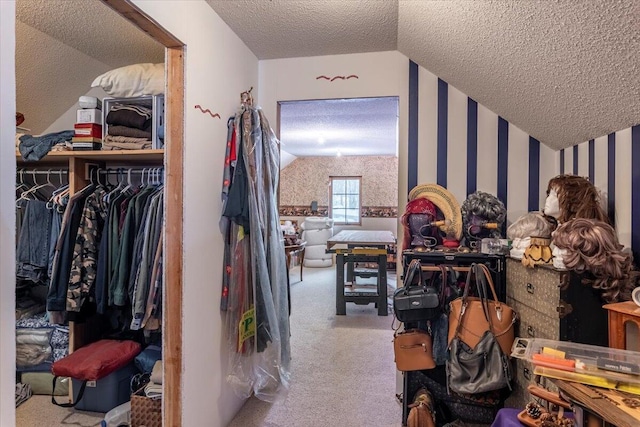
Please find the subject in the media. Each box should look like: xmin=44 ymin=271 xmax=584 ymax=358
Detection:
xmin=164 ymin=45 xmax=185 ymax=427
xmin=99 ymin=2 xmax=185 ymax=426
xmin=100 ymin=0 xmax=183 ymax=48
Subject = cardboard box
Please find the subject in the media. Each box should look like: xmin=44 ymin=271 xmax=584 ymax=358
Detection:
xmin=76 ymin=108 xmax=102 ymax=125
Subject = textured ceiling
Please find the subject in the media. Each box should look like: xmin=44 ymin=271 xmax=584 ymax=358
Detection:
xmin=16 ymin=0 xmax=164 ymax=134
xmin=280 ymin=97 xmax=399 ymax=157
xmin=205 ymin=0 xmax=398 ymax=60
xmin=208 ymin=0 xmax=640 ymax=149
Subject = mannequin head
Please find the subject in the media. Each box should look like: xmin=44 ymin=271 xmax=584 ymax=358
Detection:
xmin=545 ymin=175 xmax=608 ymax=224
xmin=461 ymin=191 xmax=506 ymax=243
xmin=552 ymin=218 xmax=636 ymax=302
xmin=401 ymin=197 xmax=438 ymax=251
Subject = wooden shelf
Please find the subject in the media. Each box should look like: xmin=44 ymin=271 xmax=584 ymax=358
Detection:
xmin=16 ymin=149 xmax=164 ymax=165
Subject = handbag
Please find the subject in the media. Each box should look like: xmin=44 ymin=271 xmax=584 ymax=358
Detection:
xmin=447 ymin=263 xmax=516 ymax=355
xmin=447 ymin=330 xmax=512 ymax=394
xmin=393 ymin=329 xmax=436 ymax=371
xmin=393 ymin=259 xmax=440 ymax=323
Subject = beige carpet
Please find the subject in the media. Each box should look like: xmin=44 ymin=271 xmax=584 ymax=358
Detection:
xmin=229 ymin=266 xmax=402 ymax=427
xmin=16 ymin=395 xmax=104 ymax=427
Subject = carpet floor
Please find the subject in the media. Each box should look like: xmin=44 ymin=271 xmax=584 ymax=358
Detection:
xmin=15 ymin=266 xmax=402 ymax=427
xmin=229 ymin=265 xmax=403 ymax=427
xmin=16 ymin=394 xmax=103 ymax=427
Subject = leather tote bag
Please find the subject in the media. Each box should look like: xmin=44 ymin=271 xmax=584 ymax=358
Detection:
xmin=393 ymin=329 xmax=436 ymax=371
xmin=447 ymin=263 xmax=516 ymax=355
xmin=393 ymin=259 xmax=440 ymax=323
xmin=447 ymin=329 xmax=512 ymax=395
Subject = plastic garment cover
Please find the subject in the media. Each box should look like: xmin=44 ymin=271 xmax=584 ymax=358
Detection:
xmin=221 ymin=106 xmax=290 ymax=402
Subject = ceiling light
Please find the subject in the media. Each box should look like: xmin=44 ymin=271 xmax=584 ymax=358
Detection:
xmin=336 ymin=151 xmax=342 ymax=157
xmin=318 ymin=137 xmax=325 ymax=144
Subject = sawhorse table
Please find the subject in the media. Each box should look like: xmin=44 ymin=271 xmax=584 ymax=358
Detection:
xmin=326 ymin=230 xmax=395 ymax=316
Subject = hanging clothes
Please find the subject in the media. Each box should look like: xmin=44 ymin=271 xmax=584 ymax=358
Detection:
xmin=221 ymin=100 xmax=290 ymax=402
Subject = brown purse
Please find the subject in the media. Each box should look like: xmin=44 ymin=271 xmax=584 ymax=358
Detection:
xmin=448 ymin=263 xmax=517 ymax=355
xmin=393 ymin=329 xmax=436 ymax=371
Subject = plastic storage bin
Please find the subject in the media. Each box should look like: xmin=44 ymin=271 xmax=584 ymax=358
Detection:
xmin=511 ymin=337 xmax=640 ymax=394
xmin=72 ymin=363 xmax=137 ymax=413
xmin=102 ymin=401 xmax=131 ymax=427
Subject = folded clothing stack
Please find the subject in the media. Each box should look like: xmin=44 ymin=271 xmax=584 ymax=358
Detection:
xmin=105 ymin=104 xmax=153 ymax=150
xmin=144 ymin=360 xmax=162 ymax=399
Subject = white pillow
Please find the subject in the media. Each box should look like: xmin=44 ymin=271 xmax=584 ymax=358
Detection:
xmin=91 ymin=63 xmax=164 ymax=98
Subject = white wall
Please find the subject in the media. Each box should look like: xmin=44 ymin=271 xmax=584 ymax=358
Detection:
xmin=129 ymin=1 xmax=258 ymax=426
xmin=0 ymin=1 xmax=16 ymax=425
xmin=259 ymin=50 xmax=409 ymax=242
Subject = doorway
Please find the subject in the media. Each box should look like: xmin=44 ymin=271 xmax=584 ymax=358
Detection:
xmin=277 ymin=96 xmax=400 ymax=240
xmin=10 ymin=1 xmax=184 ymax=426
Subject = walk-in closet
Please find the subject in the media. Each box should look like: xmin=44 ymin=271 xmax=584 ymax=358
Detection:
xmin=13 ymin=1 xmax=182 ymax=425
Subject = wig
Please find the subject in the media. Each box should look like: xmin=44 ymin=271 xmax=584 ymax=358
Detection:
xmin=461 ymin=191 xmax=506 ymax=242
xmin=506 ymin=212 xmax=554 ymax=240
xmin=552 ymin=218 xmax=638 ymax=303
xmin=401 ymin=197 xmax=438 ymax=251
xmin=546 ymin=175 xmax=609 ymax=224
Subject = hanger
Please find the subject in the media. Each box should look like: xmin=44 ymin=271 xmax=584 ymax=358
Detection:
xmin=240 ymin=87 xmax=254 ymax=108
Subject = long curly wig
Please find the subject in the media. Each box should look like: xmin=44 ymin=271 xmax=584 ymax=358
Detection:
xmin=546 ymin=175 xmax=609 ymax=224
xmin=552 ymin=218 xmax=638 ymax=303
xmin=461 ymin=191 xmax=506 ymax=242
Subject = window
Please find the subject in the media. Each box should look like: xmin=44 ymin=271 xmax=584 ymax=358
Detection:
xmin=330 ymin=177 xmax=361 ymax=225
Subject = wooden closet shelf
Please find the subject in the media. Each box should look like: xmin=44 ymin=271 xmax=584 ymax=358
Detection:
xmin=16 ymin=149 xmax=165 ymax=165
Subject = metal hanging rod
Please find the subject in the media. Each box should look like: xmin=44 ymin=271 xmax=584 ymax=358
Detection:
xmin=96 ymin=168 xmax=164 ymax=175
xmin=16 ymin=169 xmax=68 ymax=175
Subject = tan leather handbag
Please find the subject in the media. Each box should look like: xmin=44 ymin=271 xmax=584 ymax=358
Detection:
xmin=393 ymin=329 xmax=436 ymax=371
xmin=448 ymin=263 xmax=517 ymax=355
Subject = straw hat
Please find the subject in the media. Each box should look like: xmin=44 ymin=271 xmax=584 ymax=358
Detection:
xmin=408 ymin=184 xmax=463 ymax=240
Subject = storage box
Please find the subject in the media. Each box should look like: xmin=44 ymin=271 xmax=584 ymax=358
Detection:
xmin=76 ymin=108 xmax=103 ymax=125
xmin=74 ymin=123 xmax=102 ymax=138
xmin=71 ymin=363 xmax=136 ymax=413
xmin=131 ymin=387 xmax=161 ymax=427
xmin=103 ymin=95 xmax=165 ymax=149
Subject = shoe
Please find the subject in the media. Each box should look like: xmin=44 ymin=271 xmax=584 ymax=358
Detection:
xmin=407 ymin=387 xmax=436 ymax=427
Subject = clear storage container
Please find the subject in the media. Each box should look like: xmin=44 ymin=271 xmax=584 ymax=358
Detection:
xmin=511 ymin=337 xmax=640 ymax=394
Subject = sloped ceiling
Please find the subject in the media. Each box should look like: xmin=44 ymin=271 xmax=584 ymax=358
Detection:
xmin=16 ymin=0 xmax=164 ymax=134
xmin=207 ymin=0 xmax=640 ymax=150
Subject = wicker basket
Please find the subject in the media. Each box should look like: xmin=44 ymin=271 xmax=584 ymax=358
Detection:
xmin=131 ymin=387 xmax=162 ymax=427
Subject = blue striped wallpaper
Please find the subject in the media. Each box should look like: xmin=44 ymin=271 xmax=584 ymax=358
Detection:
xmin=528 ymin=137 xmax=540 ymax=212
xmin=408 ymin=58 xmax=640 ymax=257
xmin=411 ymin=61 xmax=557 ymax=226
xmin=437 ymin=78 xmax=448 ymax=187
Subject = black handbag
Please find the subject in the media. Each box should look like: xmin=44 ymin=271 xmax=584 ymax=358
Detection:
xmin=446 ymin=330 xmax=512 ymax=395
xmin=446 ymin=267 xmax=512 ymax=394
xmin=393 ymin=259 xmax=440 ymax=323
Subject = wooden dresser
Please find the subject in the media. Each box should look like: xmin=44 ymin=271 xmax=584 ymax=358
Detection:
xmin=505 ymin=258 xmax=609 ymax=409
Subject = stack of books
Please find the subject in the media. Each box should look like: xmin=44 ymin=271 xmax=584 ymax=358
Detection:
xmin=74 ymin=98 xmax=103 ymax=150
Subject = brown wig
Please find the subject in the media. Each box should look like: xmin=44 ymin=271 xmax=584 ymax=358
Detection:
xmin=546 ymin=175 xmax=609 ymax=224
xmin=553 ymin=218 xmax=638 ymax=302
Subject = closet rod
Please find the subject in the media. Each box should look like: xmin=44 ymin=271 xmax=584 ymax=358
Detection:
xmin=16 ymin=170 xmax=68 ymax=175
xmin=96 ymin=168 xmax=164 ymax=175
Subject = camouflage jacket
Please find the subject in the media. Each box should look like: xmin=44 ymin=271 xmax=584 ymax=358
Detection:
xmin=67 ymin=188 xmax=108 ymax=312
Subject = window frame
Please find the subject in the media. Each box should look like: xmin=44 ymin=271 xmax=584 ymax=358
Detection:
xmin=329 ymin=176 xmax=362 ymax=225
